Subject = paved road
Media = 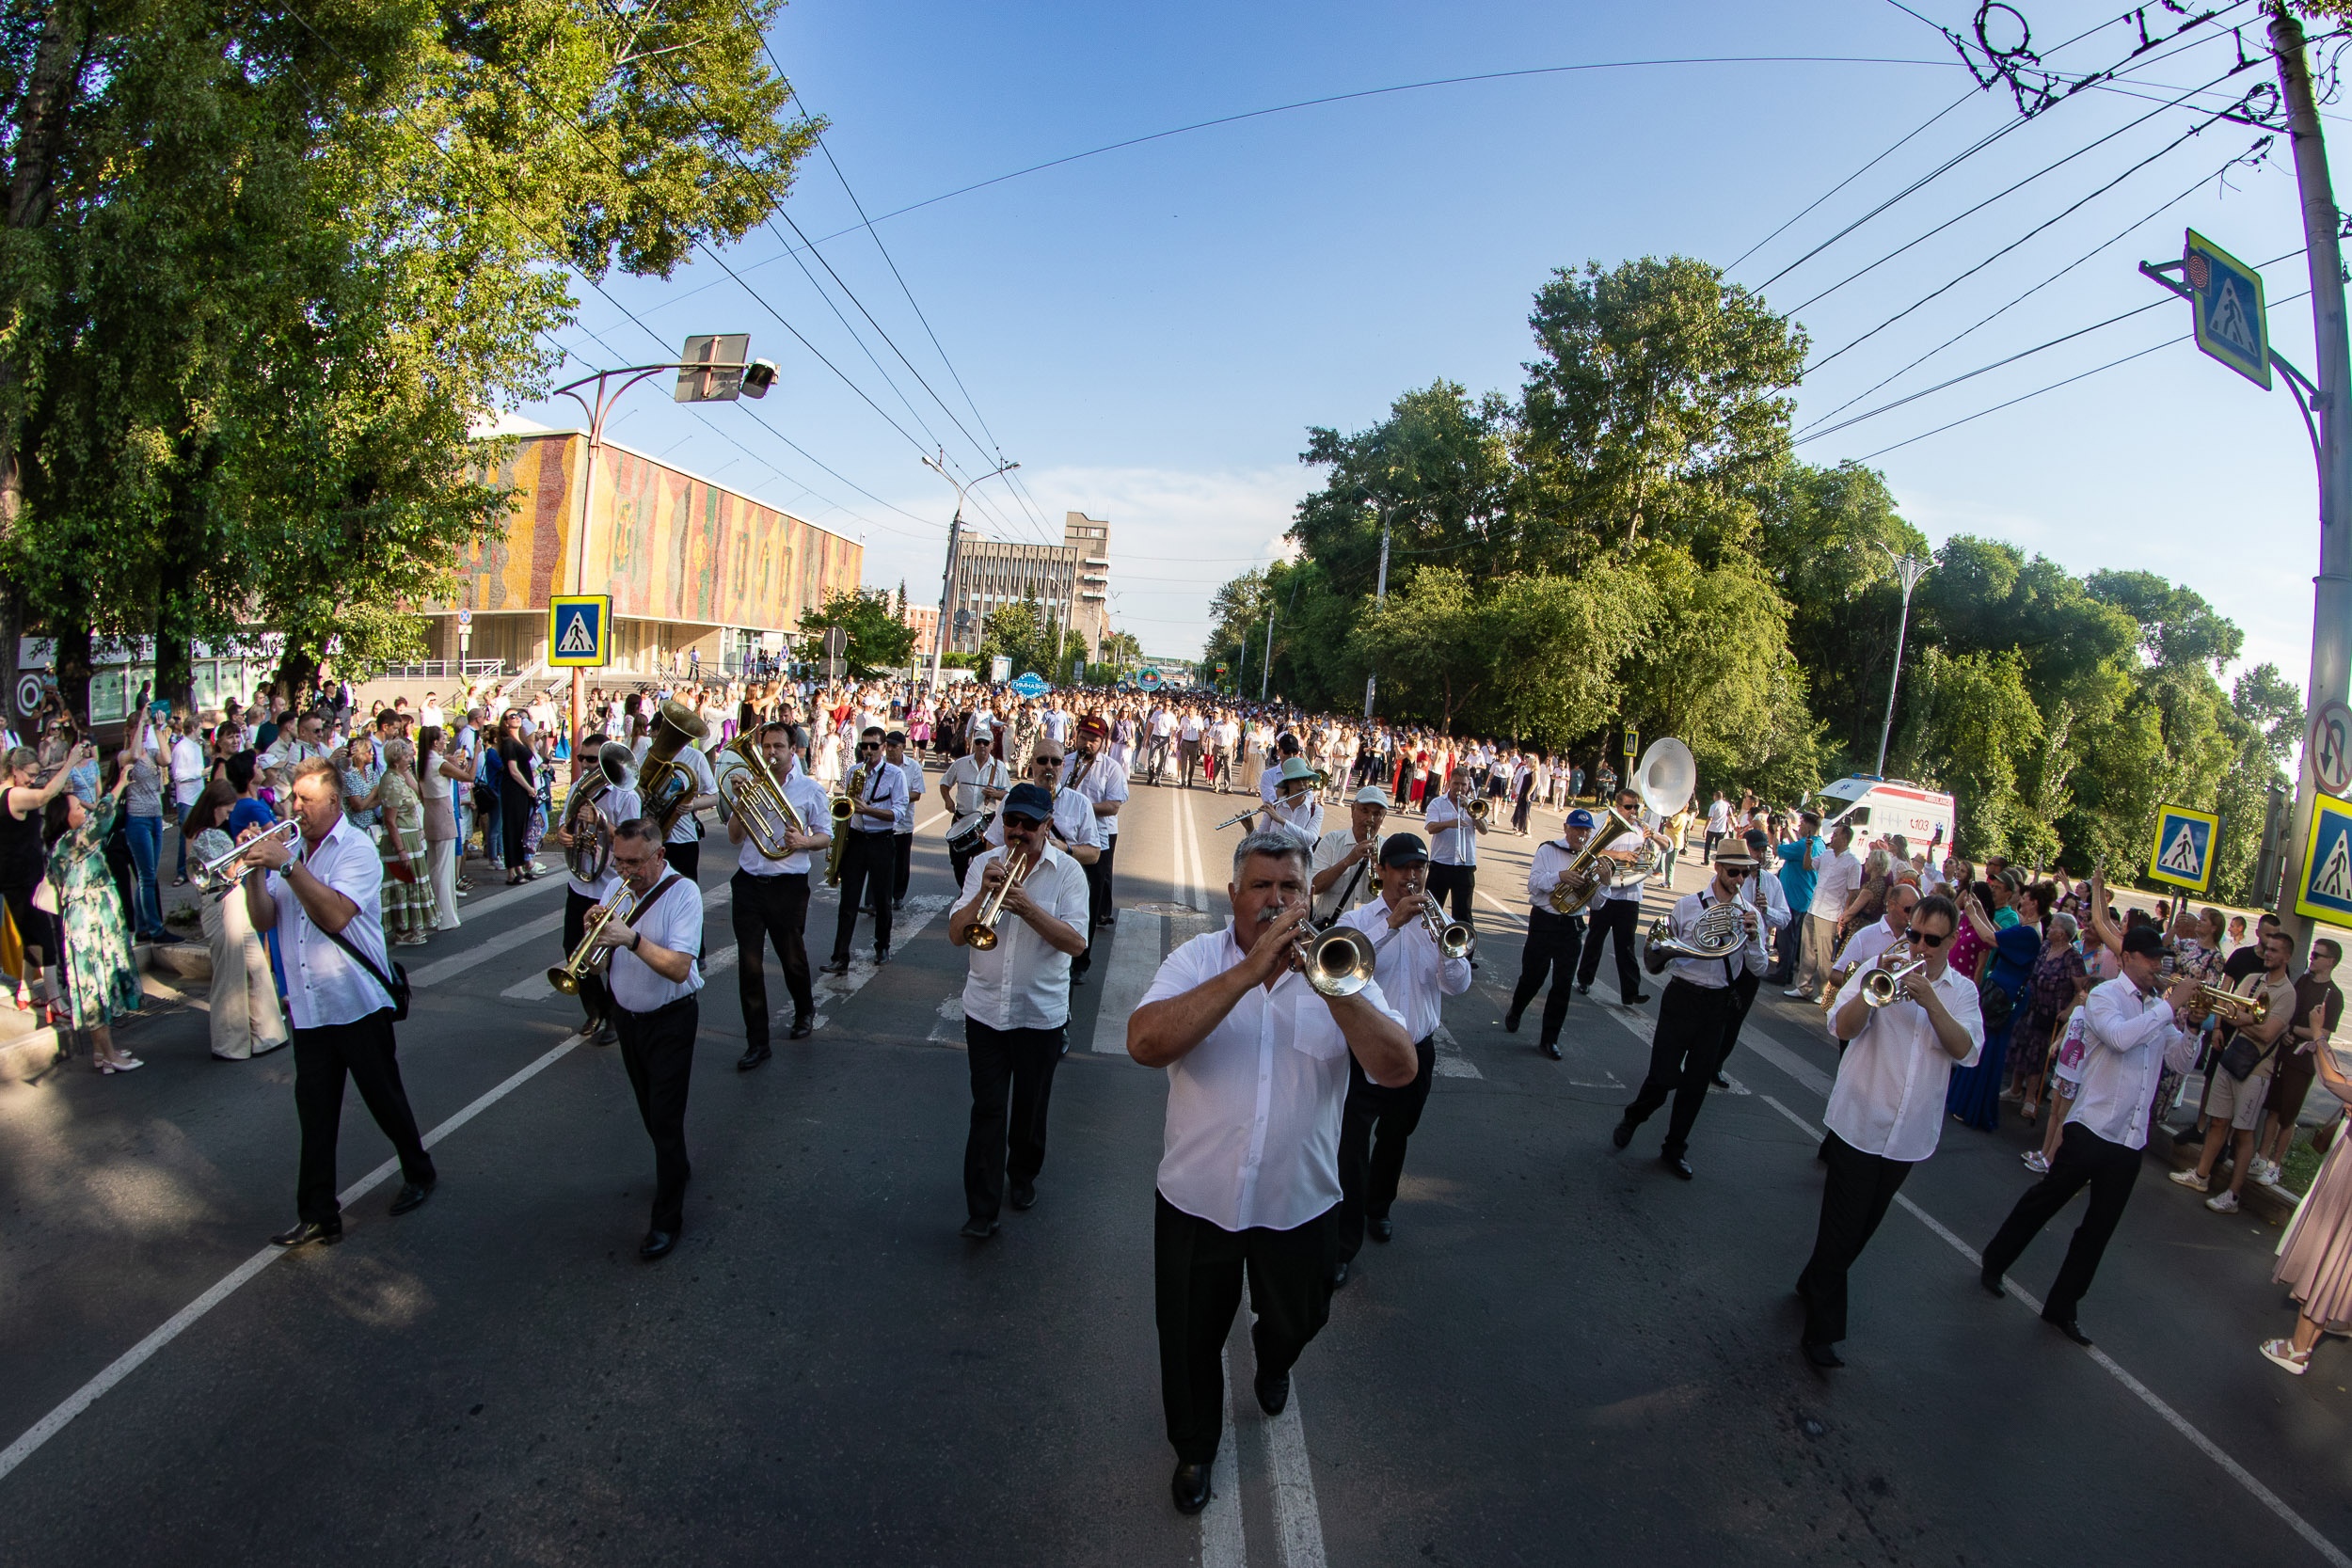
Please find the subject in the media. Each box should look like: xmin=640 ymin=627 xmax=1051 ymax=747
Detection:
xmin=3 ymin=781 xmax=2350 ymax=1566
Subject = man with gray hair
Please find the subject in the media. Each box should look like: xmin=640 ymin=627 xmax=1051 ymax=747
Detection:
xmin=1130 ymin=829 xmax=1415 ymax=1516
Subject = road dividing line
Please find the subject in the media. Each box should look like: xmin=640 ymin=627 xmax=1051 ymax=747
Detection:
xmin=1265 ymin=1381 xmax=1328 ymax=1568
xmin=1432 ymin=1024 xmax=1481 ymax=1080
xmin=1091 ymin=908 xmax=1165 ymax=1055
xmin=1179 ymin=789 xmax=1212 ymax=914
xmin=0 ymin=1034 xmax=584 ymax=1487
xmin=1201 ymin=1347 xmax=1247 ymax=1568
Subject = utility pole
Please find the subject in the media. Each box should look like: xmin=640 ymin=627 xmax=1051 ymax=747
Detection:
xmin=1874 ymin=548 xmax=1932 ymax=777
xmin=1261 ymin=610 xmax=1273 ymax=702
xmin=920 ymin=451 xmax=1018 ymax=692
xmin=2268 ymin=2 xmax=2352 ymax=954
xmin=1363 ymin=500 xmax=1391 ymax=721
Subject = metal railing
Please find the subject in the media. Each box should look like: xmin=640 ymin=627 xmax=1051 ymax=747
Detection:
xmin=375 ymin=658 xmax=508 ymax=681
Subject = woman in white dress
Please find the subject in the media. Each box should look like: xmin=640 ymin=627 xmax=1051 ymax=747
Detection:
xmin=418 ymin=725 xmax=462 ymax=930
xmin=814 ymin=727 xmax=845 ymax=788
xmin=188 ymin=755 xmax=287 ymax=1061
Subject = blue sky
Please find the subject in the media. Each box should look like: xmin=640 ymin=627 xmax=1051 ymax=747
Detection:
xmin=516 ymin=0 xmax=2334 ymax=693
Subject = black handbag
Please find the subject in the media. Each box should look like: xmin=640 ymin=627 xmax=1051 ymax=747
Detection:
xmin=324 ymin=924 xmax=410 ymax=1022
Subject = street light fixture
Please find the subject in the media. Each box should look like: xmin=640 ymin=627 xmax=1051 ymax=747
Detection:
xmin=1874 ymin=546 xmax=1932 ymax=778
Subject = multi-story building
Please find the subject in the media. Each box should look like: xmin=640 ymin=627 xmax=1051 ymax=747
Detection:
xmin=946 ymin=512 xmax=1112 ymax=663
xmin=899 ymin=601 xmax=941 ymax=662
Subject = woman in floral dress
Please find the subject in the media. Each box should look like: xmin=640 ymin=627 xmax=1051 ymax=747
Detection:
xmin=376 ymin=739 xmax=434 ymax=945
xmin=47 ymin=756 xmax=143 ymax=1071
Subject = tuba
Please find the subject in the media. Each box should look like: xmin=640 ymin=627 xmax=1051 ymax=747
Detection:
xmin=1619 ymin=737 xmax=1696 ymax=879
xmin=637 ymin=698 xmax=712 ymax=838
xmin=1642 ymin=900 xmax=1752 ymax=974
xmin=716 ymin=731 xmax=804 ymax=861
xmin=561 ymin=741 xmax=636 ymax=882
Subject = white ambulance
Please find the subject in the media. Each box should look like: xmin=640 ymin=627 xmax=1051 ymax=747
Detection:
xmin=1813 ymin=776 xmax=1957 ymax=851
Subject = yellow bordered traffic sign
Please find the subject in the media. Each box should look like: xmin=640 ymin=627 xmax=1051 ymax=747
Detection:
xmin=548 ymin=594 xmax=611 ymax=667
xmin=2147 ymin=802 xmax=2220 ymax=894
xmin=2294 ymin=796 xmax=2352 ymax=925
xmin=2184 ymin=229 xmax=2270 ymax=391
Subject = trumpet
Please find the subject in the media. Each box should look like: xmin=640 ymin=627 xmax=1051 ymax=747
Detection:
xmin=547 ymin=884 xmax=639 ymax=995
xmin=190 ymin=818 xmax=301 ymax=899
xmin=1421 ymin=895 xmax=1474 ymax=959
xmin=2190 ymin=983 xmax=2270 ymax=1028
xmin=961 ymin=849 xmax=1033 ymax=951
xmin=1861 ymin=958 xmax=1928 ymax=1008
xmin=1294 ymin=920 xmax=1378 ymax=998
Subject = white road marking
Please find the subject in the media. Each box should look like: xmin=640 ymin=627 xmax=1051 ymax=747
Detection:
xmin=1265 ymin=1381 xmax=1328 ymax=1568
xmin=0 ymin=1033 xmax=584 ymax=1486
xmin=1091 ymin=907 xmax=1166 ymax=1056
xmin=1201 ymin=1346 xmax=1247 ymax=1568
xmin=928 ymin=992 xmax=966 ymax=1045
xmin=1179 ymin=786 xmax=1212 ymax=913
xmin=1734 ymin=1024 xmax=2352 ymax=1568
xmin=1432 ymin=1023 xmax=1481 ymax=1080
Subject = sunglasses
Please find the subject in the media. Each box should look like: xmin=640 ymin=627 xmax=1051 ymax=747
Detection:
xmin=1910 ymin=929 xmax=1950 ymax=948
xmin=1032 ymin=757 xmax=1062 ymax=768
xmin=1718 ymin=864 xmax=1752 ymax=878
xmin=858 ymin=742 xmax=881 ymax=752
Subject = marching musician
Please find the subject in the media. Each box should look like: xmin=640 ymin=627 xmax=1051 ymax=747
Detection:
xmin=1129 ymin=829 xmax=1413 ymax=1516
xmin=1422 ymin=768 xmax=1484 ymax=930
xmin=1262 ymin=756 xmax=1324 ymax=845
xmin=586 ymin=818 xmax=706 ymax=1260
xmin=1578 ymin=784 xmax=1674 ymax=1006
xmin=729 ymin=721 xmax=832 ymax=1069
xmin=1818 ymin=880 xmax=1917 ymax=1036
xmin=1309 ymin=786 xmax=1390 ymax=927
xmin=246 ymin=758 xmax=436 ymax=1247
xmin=1711 ymin=826 xmax=1792 ymax=1085
xmin=884 ymin=730 xmax=924 ymax=913
xmin=1062 ymin=716 xmax=1127 ymax=932
xmin=1799 ymin=894 xmax=1982 ymax=1368
xmin=822 ymin=730 xmax=906 ymax=974
xmin=551 ymin=737 xmax=640 ymax=1047
xmin=1330 ymin=832 xmax=1471 ymax=1282
xmin=943 ymin=729 xmax=1009 ymax=891
xmin=1610 ymin=843 xmax=1764 ymax=1180
xmin=987 ymin=741 xmax=1100 ymax=981
xmin=632 ymin=724 xmax=716 ymax=883
xmin=1507 ymin=807 xmax=1594 ymax=1059
xmin=949 ymin=783 xmax=1092 ymax=1239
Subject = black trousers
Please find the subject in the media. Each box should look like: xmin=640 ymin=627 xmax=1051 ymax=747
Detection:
xmin=1154 ymin=1193 xmax=1335 ymax=1465
xmin=1717 ymin=968 xmax=1763 ymax=1069
xmin=949 ymin=840 xmax=976 ymax=895
xmin=1335 ymin=1035 xmax=1437 ymax=1263
xmin=614 ymin=995 xmax=697 ymax=1232
xmin=1797 ymin=1132 xmax=1915 ymax=1345
xmin=963 ymin=1018 xmax=1066 ymax=1221
xmin=1619 ymin=977 xmax=1741 ymax=1158
xmin=1508 ymin=907 xmax=1585 ymax=1045
xmin=830 ymin=831 xmax=895 ymax=960
xmin=1179 ymin=740 xmax=1201 ymax=784
xmin=1087 ymin=835 xmax=1117 ymax=928
xmin=294 ymin=1007 xmax=435 ymax=1226
xmin=1511 ymin=794 xmax=1533 ymax=833
xmin=500 ymin=789 xmax=533 ymax=871
xmin=892 ymin=832 xmax=913 ymax=903
xmin=666 ymin=836 xmax=701 ymax=883
xmin=1577 ymin=897 xmax=1645 ymax=1002
xmin=1980 ymin=1120 xmax=2141 ymax=1321
xmin=563 ymin=888 xmax=613 ymax=1029
xmin=1703 ymin=830 xmax=1724 ymax=863
xmin=1424 ymin=862 xmax=1475 ymax=927
xmin=732 ymin=869 xmax=813 ymax=1045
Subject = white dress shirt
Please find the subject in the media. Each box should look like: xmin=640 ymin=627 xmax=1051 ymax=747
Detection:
xmin=567 ymin=783 xmax=643 ymax=900
xmin=945 ymin=754 xmax=1009 ymax=836
xmin=846 ymin=758 xmax=903 ymax=835
xmin=1062 ymin=752 xmax=1129 ymax=840
xmin=265 ymin=818 xmax=396 ymax=1030
xmin=1738 ymin=870 xmax=1790 ymax=969
xmin=985 ymin=785 xmax=1102 ymax=853
xmin=1424 ymin=795 xmax=1478 ymax=866
xmin=1706 ymin=799 xmax=1731 ymax=833
xmin=892 ymin=757 xmax=924 ymax=833
xmin=1822 ymin=960 xmax=1985 ymax=1161
xmin=1309 ymin=829 xmax=1384 ymax=926
xmin=1601 ymin=807 xmax=1663 ymax=904
xmin=1338 ymin=896 xmax=1472 ymax=1042
xmin=1837 ymin=914 xmax=1906 ymax=977
xmin=607 ymin=872 xmax=706 ymax=1013
xmin=958 ymin=842 xmax=1092 ymax=1030
xmin=738 ymin=766 xmax=830 ymax=878
xmin=1266 ymin=795 xmax=1323 ymax=846
xmin=1525 ymin=836 xmax=1583 ymax=915
xmin=1145 ymin=927 xmax=1405 ymax=1233
xmin=2066 ymin=974 xmax=2201 ymax=1149
xmin=169 ymin=735 xmax=206 ymax=808
xmin=1662 ymin=887 xmax=1764 ymax=988
xmin=1812 ymin=847 xmax=1864 ymax=922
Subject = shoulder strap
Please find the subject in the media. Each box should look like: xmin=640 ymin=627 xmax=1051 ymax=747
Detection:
xmin=321 ymin=921 xmax=400 ymax=1008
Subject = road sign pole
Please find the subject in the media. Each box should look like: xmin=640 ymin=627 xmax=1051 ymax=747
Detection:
xmin=2271 ymin=6 xmax=2352 ymax=952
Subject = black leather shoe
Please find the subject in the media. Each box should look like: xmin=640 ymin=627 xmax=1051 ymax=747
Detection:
xmin=1502 ymin=1009 xmax=1522 ymax=1034
xmin=1661 ymin=1153 xmax=1695 ymax=1180
xmin=1170 ymin=1460 xmax=1213 ymax=1514
xmin=788 ymin=1020 xmax=813 ymax=1040
xmin=1576 ymin=983 xmax=1591 ymax=996
xmin=1629 ymin=993 xmax=1652 ymax=1005
xmin=873 ymin=949 xmax=891 ymax=966
xmin=960 ymin=1216 xmax=1000 ymax=1240
xmin=270 ymin=1219 xmax=342 ymax=1248
xmin=1368 ymin=1216 xmax=1392 ymax=1243
xmin=1711 ymin=1072 xmax=1731 ymax=1088
xmin=819 ymin=958 xmax=850 ymax=976
xmin=589 ymin=1022 xmax=617 ymax=1047
xmin=639 ymin=1229 xmax=676 ymax=1261
xmin=1802 ymin=1340 xmax=1845 ymax=1370
xmin=1540 ymin=1040 xmax=1563 ymax=1060
xmin=1328 ymin=1260 xmax=1350 ymax=1290
xmin=1254 ymin=1368 xmax=1291 ymax=1417
xmin=1979 ymin=1271 xmax=2007 ymax=1299
xmin=389 ymin=1180 xmax=435 ymax=1216
xmin=1009 ymin=1180 xmax=1036 ymax=1211
xmin=737 ymin=1046 xmax=771 ymax=1071
xmin=1611 ymin=1120 xmax=1634 ymax=1150
xmin=2044 ymin=1313 xmax=2092 ymax=1347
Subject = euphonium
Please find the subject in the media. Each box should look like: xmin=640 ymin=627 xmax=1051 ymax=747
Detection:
xmin=1422 ymin=894 xmax=1474 ymax=959
xmin=560 ymin=741 xmax=635 ymax=882
xmin=1546 ymin=808 xmax=1642 ymax=916
xmin=824 ymin=764 xmax=866 ymax=887
xmin=717 ymin=731 xmax=804 ymax=861
xmin=961 ymin=849 xmax=1033 ymax=951
xmin=547 ymin=884 xmax=639 ymax=994
xmin=637 ymin=698 xmax=712 ymax=837
xmin=1641 ymin=900 xmax=1752 ymax=975
xmin=191 ymin=818 xmax=302 ymax=899
xmin=1861 ymin=958 xmax=1928 ymax=1008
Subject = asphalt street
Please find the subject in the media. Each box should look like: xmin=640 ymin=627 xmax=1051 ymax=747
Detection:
xmin=3 ymin=779 xmax=2350 ymax=1567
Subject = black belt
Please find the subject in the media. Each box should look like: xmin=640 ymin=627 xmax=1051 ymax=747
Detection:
xmin=618 ymin=994 xmax=698 ymax=1022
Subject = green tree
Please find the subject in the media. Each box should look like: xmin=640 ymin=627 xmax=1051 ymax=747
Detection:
xmin=1291 ymin=381 xmax=1518 ymax=601
xmin=800 ymin=588 xmax=915 ymax=679
xmin=1895 ymin=648 xmax=2049 ymax=863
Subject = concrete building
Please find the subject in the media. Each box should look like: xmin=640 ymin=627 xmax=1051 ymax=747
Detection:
xmin=946 ymin=512 xmax=1111 ymax=663
xmin=900 ymin=601 xmax=941 ymax=662
xmin=423 ymin=428 xmax=863 ymax=676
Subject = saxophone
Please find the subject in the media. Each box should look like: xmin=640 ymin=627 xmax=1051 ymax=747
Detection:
xmin=825 ymin=764 xmax=866 ymax=887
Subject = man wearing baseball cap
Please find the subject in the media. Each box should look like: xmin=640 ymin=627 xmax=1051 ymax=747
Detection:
xmin=1508 ymin=808 xmax=1597 ymax=1059
xmin=1310 ymin=786 xmax=1390 ymax=927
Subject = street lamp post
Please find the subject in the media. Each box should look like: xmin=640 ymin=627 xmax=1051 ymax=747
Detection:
xmin=1363 ymin=499 xmax=1391 ymax=721
xmin=1874 ymin=548 xmax=1932 ymax=778
xmin=920 ymin=451 xmax=1020 ymax=691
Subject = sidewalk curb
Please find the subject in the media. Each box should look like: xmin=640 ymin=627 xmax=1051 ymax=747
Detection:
xmin=0 ymin=940 xmax=207 ymax=1083
xmin=2153 ymin=1125 xmax=2300 ymax=1227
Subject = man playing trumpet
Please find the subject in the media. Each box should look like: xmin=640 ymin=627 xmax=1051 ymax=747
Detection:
xmin=1309 ymin=785 xmax=1390 ymax=928
xmin=948 ymin=783 xmax=1091 ymax=1241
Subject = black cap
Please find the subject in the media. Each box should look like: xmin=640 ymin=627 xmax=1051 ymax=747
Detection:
xmin=1379 ymin=832 xmax=1429 ymax=867
xmin=1002 ymin=782 xmax=1056 ymax=823
xmin=2121 ymin=926 xmax=2165 ymax=958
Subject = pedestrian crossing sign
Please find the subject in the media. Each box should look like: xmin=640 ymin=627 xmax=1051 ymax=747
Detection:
xmin=2184 ymin=229 xmax=2271 ymax=390
xmin=2147 ymin=802 xmax=2218 ymax=894
xmin=548 ymin=594 xmax=610 ymax=668
xmin=2294 ymin=798 xmax=2352 ymax=924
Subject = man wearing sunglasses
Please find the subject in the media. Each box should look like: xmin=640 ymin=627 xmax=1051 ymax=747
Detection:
xmin=821 ymin=730 xmax=906 ymax=974
xmin=1611 ymin=844 xmax=1768 ymax=1179
xmin=1798 ymin=894 xmax=1984 ymax=1369
xmin=986 ymin=744 xmax=1102 ymax=977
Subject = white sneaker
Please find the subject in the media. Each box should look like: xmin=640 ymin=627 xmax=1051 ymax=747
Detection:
xmin=2206 ymin=1190 xmax=2240 ymax=1213
xmin=2169 ymin=1168 xmax=2210 ymax=1193
xmin=1782 ymin=987 xmax=1809 ymax=998
xmin=2022 ymin=1149 xmax=2050 ymax=1174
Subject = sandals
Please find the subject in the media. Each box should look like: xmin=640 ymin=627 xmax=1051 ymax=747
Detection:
xmin=97 ymin=1055 xmax=144 ymax=1074
xmin=2260 ymin=1338 xmax=2312 ymax=1375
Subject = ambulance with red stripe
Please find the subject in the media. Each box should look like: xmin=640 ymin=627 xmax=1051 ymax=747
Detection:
xmin=1814 ymin=776 xmax=1957 ymax=854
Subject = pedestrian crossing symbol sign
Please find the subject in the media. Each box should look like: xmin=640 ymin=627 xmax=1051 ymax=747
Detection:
xmin=2184 ymin=229 xmax=2270 ymax=390
xmin=2146 ymin=802 xmax=2218 ymax=894
xmin=548 ymin=594 xmax=610 ymax=668
xmin=2294 ymin=799 xmax=2352 ymax=924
